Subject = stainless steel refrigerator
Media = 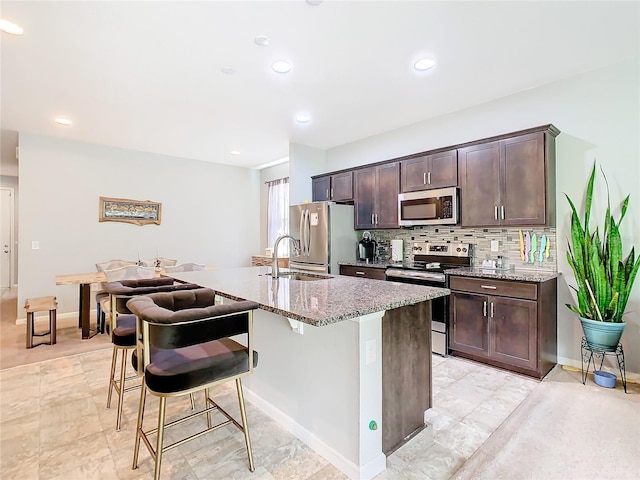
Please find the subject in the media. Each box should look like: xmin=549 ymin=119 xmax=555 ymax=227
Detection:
xmin=289 ymin=202 xmax=357 ymax=274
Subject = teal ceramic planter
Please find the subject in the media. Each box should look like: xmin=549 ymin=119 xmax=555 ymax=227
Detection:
xmin=579 ymin=316 xmax=626 ymax=351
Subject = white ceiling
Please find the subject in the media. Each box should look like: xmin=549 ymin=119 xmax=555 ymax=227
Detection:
xmin=1 ymin=1 xmax=638 ymax=170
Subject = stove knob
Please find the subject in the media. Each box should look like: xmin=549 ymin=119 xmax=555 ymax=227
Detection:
xmin=456 ymin=247 xmax=461 ymax=252
xmin=463 ymin=248 xmax=467 ymax=252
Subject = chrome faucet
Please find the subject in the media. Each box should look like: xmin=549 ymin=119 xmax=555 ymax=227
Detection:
xmin=271 ymin=235 xmax=301 ymax=278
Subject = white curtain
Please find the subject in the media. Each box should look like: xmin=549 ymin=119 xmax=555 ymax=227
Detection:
xmin=267 ymin=177 xmax=290 ymax=257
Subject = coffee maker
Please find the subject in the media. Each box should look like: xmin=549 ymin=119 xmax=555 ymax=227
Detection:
xmin=358 ymin=231 xmax=377 ymax=262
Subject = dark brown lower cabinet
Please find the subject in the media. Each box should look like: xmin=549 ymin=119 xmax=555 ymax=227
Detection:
xmin=382 ymin=301 xmax=431 ymax=454
xmin=339 ymin=264 xmax=387 ymax=280
xmin=449 ymin=276 xmax=557 ymax=379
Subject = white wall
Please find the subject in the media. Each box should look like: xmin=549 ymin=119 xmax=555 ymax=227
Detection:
xmin=289 ymin=143 xmax=326 ymax=205
xmin=323 ymin=58 xmax=640 ymax=374
xmin=18 ymin=134 xmax=260 ymax=315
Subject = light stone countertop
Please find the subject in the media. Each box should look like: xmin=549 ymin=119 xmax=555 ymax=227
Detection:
xmin=446 ymin=267 xmax=558 ymax=283
xmin=171 ymin=266 xmax=449 ymax=327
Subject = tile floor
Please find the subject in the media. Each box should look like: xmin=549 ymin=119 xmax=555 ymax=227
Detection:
xmin=0 ymin=342 xmax=538 ymax=480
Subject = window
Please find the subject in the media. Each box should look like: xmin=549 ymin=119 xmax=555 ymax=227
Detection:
xmin=267 ymin=177 xmax=290 ymax=257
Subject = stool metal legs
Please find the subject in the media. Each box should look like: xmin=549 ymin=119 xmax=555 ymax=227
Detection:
xmin=132 ymin=378 xmax=255 ymax=480
xmin=26 ymin=309 xmax=56 ymax=348
xmin=236 ymin=378 xmax=255 ymax=472
xmin=580 ymin=337 xmax=627 ymax=393
xmin=106 ymin=346 xmax=140 ymax=431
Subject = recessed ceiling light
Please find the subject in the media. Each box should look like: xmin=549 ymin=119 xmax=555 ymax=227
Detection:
xmin=306 ymin=0 xmax=323 ymax=5
xmin=221 ymin=66 xmax=235 ymax=74
xmin=295 ymin=114 xmax=311 ymax=123
xmin=254 ymin=35 xmax=270 ymax=47
xmin=414 ymin=58 xmax=436 ymax=71
xmin=271 ymin=61 xmax=292 ymax=74
xmin=0 ymin=19 xmax=24 ymax=35
xmin=230 ymin=150 xmax=241 ymax=155
xmin=55 ymin=117 xmax=72 ymax=126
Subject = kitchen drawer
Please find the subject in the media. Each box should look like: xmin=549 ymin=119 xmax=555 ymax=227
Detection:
xmin=340 ymin=265 xmax=387 ymax=281
xmin=449 ymin=276 xmax=537 ymax=300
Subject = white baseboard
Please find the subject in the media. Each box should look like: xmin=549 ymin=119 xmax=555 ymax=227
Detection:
xmin=16 ymin=309 xmax=96 ymax=326
xmin=244 ymin=388 xmax=386 ymax=480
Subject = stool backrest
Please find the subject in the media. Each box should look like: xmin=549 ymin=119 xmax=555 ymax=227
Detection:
xmin=127 ymin=289 xmax=258 ymax=349
xmin=104 ymin=278 xmax=200 ymax=314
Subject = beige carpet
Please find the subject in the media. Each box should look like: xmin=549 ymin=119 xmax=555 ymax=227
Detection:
xmin=452 ymin=366 xmax=640 ymax=480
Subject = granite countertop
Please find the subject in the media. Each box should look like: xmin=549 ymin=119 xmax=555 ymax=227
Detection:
xmin=171 ymin=266 xmax=449 ymax=327
xmin=338 ymin=260 xmax=402 ymax=270
xmin=446 ymin=267 xmax=558 ymax=283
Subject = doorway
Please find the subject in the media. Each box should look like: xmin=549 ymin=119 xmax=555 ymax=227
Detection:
xmin=1 ymin=188 xmax=14 ymax=289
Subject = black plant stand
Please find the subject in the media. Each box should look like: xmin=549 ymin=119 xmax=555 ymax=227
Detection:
xmin=580 ymin=337 xmax=627 ymax=393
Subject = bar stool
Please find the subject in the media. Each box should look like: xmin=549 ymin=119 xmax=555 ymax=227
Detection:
xmin=24 ymin=296 xmax=58 ymax=348
xmin=127 ymin=289 xmax=259 ymax=480
xmin=103 ymin=278 xmax=201 ymax=431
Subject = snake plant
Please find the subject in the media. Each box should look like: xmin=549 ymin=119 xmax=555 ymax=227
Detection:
xmin=565 ymin=162 xmax=640 ymax=322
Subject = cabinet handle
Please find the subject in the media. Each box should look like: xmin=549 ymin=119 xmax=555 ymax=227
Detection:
xmin=490 ymin=302 xmax=494 ymax=318
xmin=483 ymin=301 xmax=487 ymax=317
xmin=376 ymin=213 xmax=379 ymax=224
xmin=480 ymin=285 xmax=497 ymax=289
xmin=494 ymin=205 xmax=498 ymax=220
xmin=371 ymin=213 xmax=375 ymax=225
xmin=501 ymin=205 xmax=505 ymax=220
xmin=355 ymin=271 xmax=365 ymax=276
xmin=427 ymin=171 xmax=431 ymax=185
xmin=331 ymin=188 xmax=334 ymax=198
xmin=423 ymin=172 xmax=426 ymax=185
xmin=326 ymin=189 xmax=329 ymax=199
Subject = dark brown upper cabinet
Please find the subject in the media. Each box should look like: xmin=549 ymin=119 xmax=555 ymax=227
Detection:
xmin=458 ymin=127 xmax=557 ymax=227
xmin=400 ymin=149 xmax=458 ymax=192
xmin=354 ymin=163 xmax=399 ymax=229
xmin=312 ymin=171 xmax=353 ymax=202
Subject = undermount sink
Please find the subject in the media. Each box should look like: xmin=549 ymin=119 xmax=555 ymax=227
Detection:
xmin=276 ymin=272 xmax=333 ymax=282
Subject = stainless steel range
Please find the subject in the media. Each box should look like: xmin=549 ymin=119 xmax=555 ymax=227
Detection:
xmin=386 ymin=241 xmax=472 ymax=356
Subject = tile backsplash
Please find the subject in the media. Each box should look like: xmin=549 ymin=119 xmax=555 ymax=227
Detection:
xmin=368 ymin=225 xmax=558 ymax=273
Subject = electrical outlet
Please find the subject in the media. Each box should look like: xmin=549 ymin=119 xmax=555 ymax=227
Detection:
xmin=491 ymin=240 xmax=499 ymax=252
xmin=31 ymin=241 xmax=40 ymax=250
xmin=365 ymin=339 xmax=376 ymax=365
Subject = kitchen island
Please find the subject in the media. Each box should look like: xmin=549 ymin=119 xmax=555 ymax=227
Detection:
xmin=171 ymin=266 xmax=449 ymax=480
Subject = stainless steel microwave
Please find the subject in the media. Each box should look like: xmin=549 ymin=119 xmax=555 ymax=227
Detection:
xmin=398 ymin=187 xmax=459 ymax=226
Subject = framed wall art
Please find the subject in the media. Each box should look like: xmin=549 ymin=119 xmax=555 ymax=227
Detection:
xmin=99 ymin=196 xmax=162 ymax=226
